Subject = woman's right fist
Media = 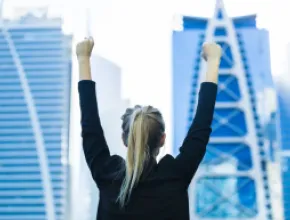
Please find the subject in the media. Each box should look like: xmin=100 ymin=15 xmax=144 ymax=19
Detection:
xmin=202 ymin=42 xmax=222 ymax=61
xmin=76 ymin=37 xmax=94 ymax=59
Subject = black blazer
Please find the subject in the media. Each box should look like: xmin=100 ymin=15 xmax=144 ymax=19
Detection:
xmin=78 ymin=80 xmax=217 ymax=220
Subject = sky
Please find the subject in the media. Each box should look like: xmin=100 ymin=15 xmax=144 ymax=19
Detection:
xmin=3 ymin=0 xmax=290 ymax=99
xmin=2 ymin=0 xmax=290 ymax=151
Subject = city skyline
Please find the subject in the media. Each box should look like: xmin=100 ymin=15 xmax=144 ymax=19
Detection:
xmin=0 ymin=0 xmax=289 ymax=219
xmin=2 ymin=1 xmax=288 ymax=162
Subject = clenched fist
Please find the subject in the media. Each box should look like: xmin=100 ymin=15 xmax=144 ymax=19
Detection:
xmin=202 ymin=42 xmax=222 ymax=62
xmin=76 ymin=37 xmax=94 ymax=59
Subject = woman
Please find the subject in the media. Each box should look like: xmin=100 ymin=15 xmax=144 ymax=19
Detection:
xmin=77 ymin=37 xmax=221 ymax=220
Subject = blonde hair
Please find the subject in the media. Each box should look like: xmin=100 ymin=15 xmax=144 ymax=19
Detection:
xmin=117 ymin=105 xmax=165 ymax=207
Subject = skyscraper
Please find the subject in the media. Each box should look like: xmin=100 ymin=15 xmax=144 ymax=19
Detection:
xmin=0 ymin=13 xmax=71 ymax=220
xmin=172 ymin=0 xmax=276 ymax=219
xmin=275 ymin=44 xmax=290 ymax=219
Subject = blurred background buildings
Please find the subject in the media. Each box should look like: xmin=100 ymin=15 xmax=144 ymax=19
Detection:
xmin=0 ymin=0 xmax=290 ymax=219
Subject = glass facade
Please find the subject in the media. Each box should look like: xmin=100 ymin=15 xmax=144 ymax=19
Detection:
xmin=276 ymin=77 xmax=290 ymax=219
xmin=172 ymin=4 xmax=273 ymax=219
xmin=0 ymin=14 xmax=71 ymax=219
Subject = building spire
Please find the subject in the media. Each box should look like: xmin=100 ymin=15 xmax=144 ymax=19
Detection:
xmin=0 ymin=0 xmax=4 ymax=20
xmin=85 ymin=7 xmax=91 ymax=37
xmin=213 ymin=0 xmax=227 ymax=19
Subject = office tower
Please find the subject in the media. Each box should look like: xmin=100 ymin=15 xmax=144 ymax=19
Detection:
xmin=172 ymin=0 xmax=276 ymax=219
xmin=275 ymin=43 xmax=290 ymax=219
xmin=69 ymin=55 xmax=129 ymax=220
xmin=0 ymin=13 xmax=72 ymax=220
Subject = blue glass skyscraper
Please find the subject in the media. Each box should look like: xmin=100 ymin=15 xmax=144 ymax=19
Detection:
xmin=0 ymin=14 xmax=71 ymax=220
xmin=276 ymin=74 xmax=290 ymax=219
xmin=172 ymin=0 xmax=274 ymax=219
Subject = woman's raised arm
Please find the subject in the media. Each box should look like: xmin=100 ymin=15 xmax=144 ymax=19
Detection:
xmin=77 ymin=37 xmax=111 ymax=183
xmin=175 ymin=42 xmax=221 ymax=185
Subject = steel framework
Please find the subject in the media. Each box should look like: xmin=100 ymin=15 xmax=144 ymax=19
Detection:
xmin=188 ymin=1 xmax=273 ymax=219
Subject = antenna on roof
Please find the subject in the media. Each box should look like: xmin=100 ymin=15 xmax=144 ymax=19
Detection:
xmin=85 ymin=7 xmax=92 ymax=37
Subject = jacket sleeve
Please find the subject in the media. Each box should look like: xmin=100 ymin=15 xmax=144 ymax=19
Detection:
xmin=175 ymin=82 xmax=217 ymax=185
xmin=78 ymin=80 xmax=111 ymax=182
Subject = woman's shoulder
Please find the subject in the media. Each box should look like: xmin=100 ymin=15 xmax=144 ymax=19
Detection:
xmin=153 ymin=154 xmax=184 ymax=179
xmin=100 ymin=155 xmax=126 ymax=177
xmin=158 ymin=154 xmax=176 ymax=169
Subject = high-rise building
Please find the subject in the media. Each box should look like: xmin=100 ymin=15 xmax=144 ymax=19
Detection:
xmin=275 ymin=43 xmax=290 ymax=219
xmin=172 ymin=0 xmax=277 ymax=219
xmin=69 ymin=55 xmax=129 ymax=220
xmin=0 ymin=14 xmax=72 ymax=220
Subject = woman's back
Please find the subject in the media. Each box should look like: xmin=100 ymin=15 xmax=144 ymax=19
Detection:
xmin=76 ymin=38 xmax=220 ymax=220
xmin=96 ymin=155 xmax=190 ymax=220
